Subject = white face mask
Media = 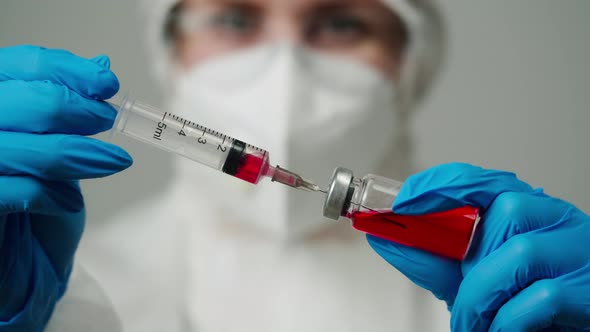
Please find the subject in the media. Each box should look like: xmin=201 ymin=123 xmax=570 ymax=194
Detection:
xmin=169 ymin=44 xmax=402 ymax=240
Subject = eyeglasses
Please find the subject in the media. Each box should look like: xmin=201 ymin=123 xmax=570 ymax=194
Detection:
xmin=163 ymin=1 xmax=408 ymax=56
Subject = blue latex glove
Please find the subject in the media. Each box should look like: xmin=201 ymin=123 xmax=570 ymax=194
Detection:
xmin=0 ymin=45 xmax=132 ymax=331
xmin=367 ymin=163 xmax=590 ymax=331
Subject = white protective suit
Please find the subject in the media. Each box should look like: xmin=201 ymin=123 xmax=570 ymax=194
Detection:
xmin=46 ymin=0 xmax=452 ymax=331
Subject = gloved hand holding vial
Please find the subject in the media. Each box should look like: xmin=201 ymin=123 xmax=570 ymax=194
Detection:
xmin=111 ymin=93 xmax=480 ymax=260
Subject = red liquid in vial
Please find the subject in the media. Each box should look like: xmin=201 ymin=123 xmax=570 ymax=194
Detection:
xmin=352 ymin=206 xmax=480 ymax=260
xmin=234 ymin=153 xmax=269 ymax=184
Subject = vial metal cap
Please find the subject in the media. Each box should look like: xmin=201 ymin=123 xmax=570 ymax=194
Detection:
xmin=323 ymin=167 xmax=354 ymax=220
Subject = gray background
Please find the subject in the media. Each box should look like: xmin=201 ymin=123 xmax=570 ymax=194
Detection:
xmin=1 ymin=0 xmax=589 ymax=221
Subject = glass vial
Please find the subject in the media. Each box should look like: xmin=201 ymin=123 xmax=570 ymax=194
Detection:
xmin=323 ymin=167 xmax=480 ymax=260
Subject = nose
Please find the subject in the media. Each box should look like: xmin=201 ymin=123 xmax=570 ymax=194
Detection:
xmin=265 ymin=12 xmax=304 ymax=46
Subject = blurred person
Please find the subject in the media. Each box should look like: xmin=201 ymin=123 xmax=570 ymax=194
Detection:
xmin=2 ymin=1 xmax=590 ymax=332
xmin=79 ymin=0 xmax=446 ymax=331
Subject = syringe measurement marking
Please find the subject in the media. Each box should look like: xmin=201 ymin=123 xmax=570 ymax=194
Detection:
xmin=197 ymin=126 xmax=207 ymax=144
xmin=218 ymin=135 xmax=228 ymax=152
xmin=154 ymin=112 xmax=264 ymax=153
xmin=153 ymin=112 xmax=168 ymax=141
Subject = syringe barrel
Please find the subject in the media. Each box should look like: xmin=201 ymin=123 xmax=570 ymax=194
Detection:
xmin=111 ymin=94 xmax=270 ymax=184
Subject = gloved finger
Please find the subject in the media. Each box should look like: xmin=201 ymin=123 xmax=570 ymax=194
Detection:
xmin=89 ymin=54 xmax=111 ymax=69
xmin=463 ymin=191 xmax=572 ymax=274
xmin=552 ymin=263 xmax=590 ymax=329
xmin=0 ymin=132 xmax=133 ymax=180
xmin=0 ymin=45 xmax=119 ymax=99
xmin=451 ymin=219 xmax=585 ymax=332
xmin=393 ymin=163 xmax=534 ymax=215
xmin=0 ymin=80 xmax=117 ymax=134
xmin=367 ymin=234 xmax=462 ymax=307
xmin=31 ymin=209 xmax=85 ymax=284
xmin=0 ymin=177 xmax=83 ymax=215
xmin=0 ymin=213 xmax=35 ymax=318
xmin=488 ymin=265 xmax=590 ymax=332
xmin=488 ymin=279 xmax=564 ymax=332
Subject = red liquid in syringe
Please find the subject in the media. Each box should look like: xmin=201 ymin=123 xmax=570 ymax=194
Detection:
xmin=227 ymin=150 xmax=300 ymax=188
xmin=233 ymin=153 xmax=270 ymax=184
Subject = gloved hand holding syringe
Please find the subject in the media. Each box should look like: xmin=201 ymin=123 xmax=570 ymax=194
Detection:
xmin=110 ymin=93 xmax=480 ymax=261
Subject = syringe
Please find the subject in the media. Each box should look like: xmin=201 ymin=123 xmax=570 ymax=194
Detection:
xmin=109 ymin=93 xmax=324 ymax=192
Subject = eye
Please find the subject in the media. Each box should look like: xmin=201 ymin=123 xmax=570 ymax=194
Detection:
xmin=210 ymin=6 xmax=261 ymax=36
xmin=306 ymin=13 xmax=370 ymax=46
xmin=320 ymin=15 xmax=368 ymax=34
